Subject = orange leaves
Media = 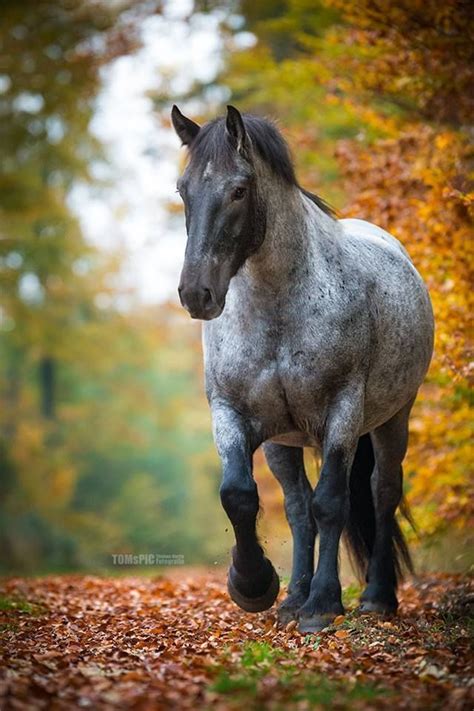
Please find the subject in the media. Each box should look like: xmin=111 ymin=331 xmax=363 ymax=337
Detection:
xmin=224 ymin=0 xmax=472 ymax=542
xmin=285 ymin=619 xmax=298 ymax=633
xmin=335 ymin=120 xmax=473 ymax=537
xmin=299 ymin=1 xmax=473 ymax=539
xmin=0 ymin=572 xmax=472 ymax=709
xmin=326 ymin=0 xmax=474 ymax=125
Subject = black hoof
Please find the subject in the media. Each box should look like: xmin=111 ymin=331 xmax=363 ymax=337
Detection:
xmin=298 ymin=612 xmax=338 ymax=634
xmin=276 ymin=592 xmax=308 ymax=625
xmin=277 ymin=604 xmax=299 ymax=626
xmin=358 ymin=600 xmax=397 ymax=616
xmin=227 ymin=565 xmax=280 ymax=613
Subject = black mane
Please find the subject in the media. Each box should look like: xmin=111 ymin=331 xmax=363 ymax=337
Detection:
xmin=189 ymin=114 xmax=335 ymax=218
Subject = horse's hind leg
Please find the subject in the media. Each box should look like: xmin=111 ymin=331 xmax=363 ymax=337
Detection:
xmin=263 ymin=443 xmax=316 ymax=624
xmin=360 ymin=400 xmax=414 ymax=614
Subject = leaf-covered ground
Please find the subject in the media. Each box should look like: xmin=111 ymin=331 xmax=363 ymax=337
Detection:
xmin=0 ymin=572 xmax=472 ymax=710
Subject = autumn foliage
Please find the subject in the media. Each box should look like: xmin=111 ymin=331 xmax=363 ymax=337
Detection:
xmin=0 ymin=2 xmax=473 ymax=709
xmin=222 ymin=0 xmax=473 ymax=546
xmin=0 ymin=1 xmax=226 ymax=574
xmin=328 ymin=0 xmax=474 ymax=537
xmin=0 ymin=0 xmax=471 ymax=572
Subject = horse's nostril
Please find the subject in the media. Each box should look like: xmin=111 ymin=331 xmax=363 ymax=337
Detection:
xmin=202 ymin=288 xmax=213 ymax=308
xmin=178 ymin=283 xmax=219 ymax=318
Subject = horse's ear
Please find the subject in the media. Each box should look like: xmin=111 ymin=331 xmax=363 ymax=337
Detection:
xmin=226 ymin=105 xmax=248 ymax=155
xmin=171 ymin=105 xmax=200 ymax=146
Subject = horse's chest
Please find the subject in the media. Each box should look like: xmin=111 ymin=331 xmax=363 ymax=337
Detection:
xmin=204 ymin=322 xmax=333 ymax=434
xmin=207 ymin=330 xmax=285 ymax=407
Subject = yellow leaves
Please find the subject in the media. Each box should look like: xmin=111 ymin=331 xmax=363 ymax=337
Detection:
xmin=11 ymin=421 xmax=44 ymax=463
xmin=434 ymin=133 xmax=453 ymax=151
xmin=406 ymin=381 xmax=474 ymax=534
xmin=333 ymin=107 xmax=472 ymax=540
xmin=9 ymin=420 xmax=79 ymax=514
xmin=50 ymin=465 xmax=75 ymax=507
xmin=459 ymin=191 xmax=474 ymax=207
xmin=328 ymin=1 xmax=473 ymax=124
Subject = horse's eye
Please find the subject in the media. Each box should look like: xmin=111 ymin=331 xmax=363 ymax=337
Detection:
xmin=232 ymin=187 xmax=246 ymax=201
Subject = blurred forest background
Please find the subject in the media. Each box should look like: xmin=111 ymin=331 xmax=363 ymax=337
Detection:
xmin=0 ymin=0 xmax=472 ymax=575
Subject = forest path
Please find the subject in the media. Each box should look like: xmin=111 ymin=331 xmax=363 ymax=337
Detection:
xmin=0 ymin=572 xmax=472 ymax=709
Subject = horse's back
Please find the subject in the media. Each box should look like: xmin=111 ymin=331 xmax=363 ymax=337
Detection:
xmin=339 ymin=218 xmax=411 ymax=260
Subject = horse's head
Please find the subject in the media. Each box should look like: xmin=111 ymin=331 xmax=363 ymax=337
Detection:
xmin=171 ymin=105 xmax=266 ymax=320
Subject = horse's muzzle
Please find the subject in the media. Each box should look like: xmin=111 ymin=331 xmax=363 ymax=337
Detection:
xmin=178 ymin=284 xmax=223 ymax=320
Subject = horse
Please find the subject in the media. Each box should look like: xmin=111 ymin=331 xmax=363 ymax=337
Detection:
xmin=171 ymin=104 xmax=434 ymax=633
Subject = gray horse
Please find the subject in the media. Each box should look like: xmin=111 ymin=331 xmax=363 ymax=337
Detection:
xmin=171 ymin=104 xmax=434 ymax=633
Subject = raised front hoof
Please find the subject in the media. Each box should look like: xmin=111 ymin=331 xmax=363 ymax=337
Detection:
xmin=298 ymin=612 xmax=338 ymax=634
xmin=227 ymin=565 xmax=280 ymax=613
xmin=358 ymin=600 xmax=397 ymax=616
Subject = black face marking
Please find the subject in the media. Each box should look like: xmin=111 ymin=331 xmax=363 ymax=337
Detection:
xmin=175 ymin=144 xmax=266 ymax=316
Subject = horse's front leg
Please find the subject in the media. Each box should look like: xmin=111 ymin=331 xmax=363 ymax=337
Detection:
xmin=298 ymin=391 xmax=362 ymax=633
xmin=212 ymin=403 xmax=280 ymax=612
xmin=263 ymin=443 xmax=316 ymax=624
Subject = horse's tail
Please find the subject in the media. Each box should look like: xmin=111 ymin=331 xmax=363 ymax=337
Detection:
xmin=345 ymin=433 xmax=414 ymax=582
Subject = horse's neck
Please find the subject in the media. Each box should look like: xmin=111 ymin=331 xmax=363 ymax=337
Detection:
xmin=240 ymin=184 xmax=338 ymax=294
